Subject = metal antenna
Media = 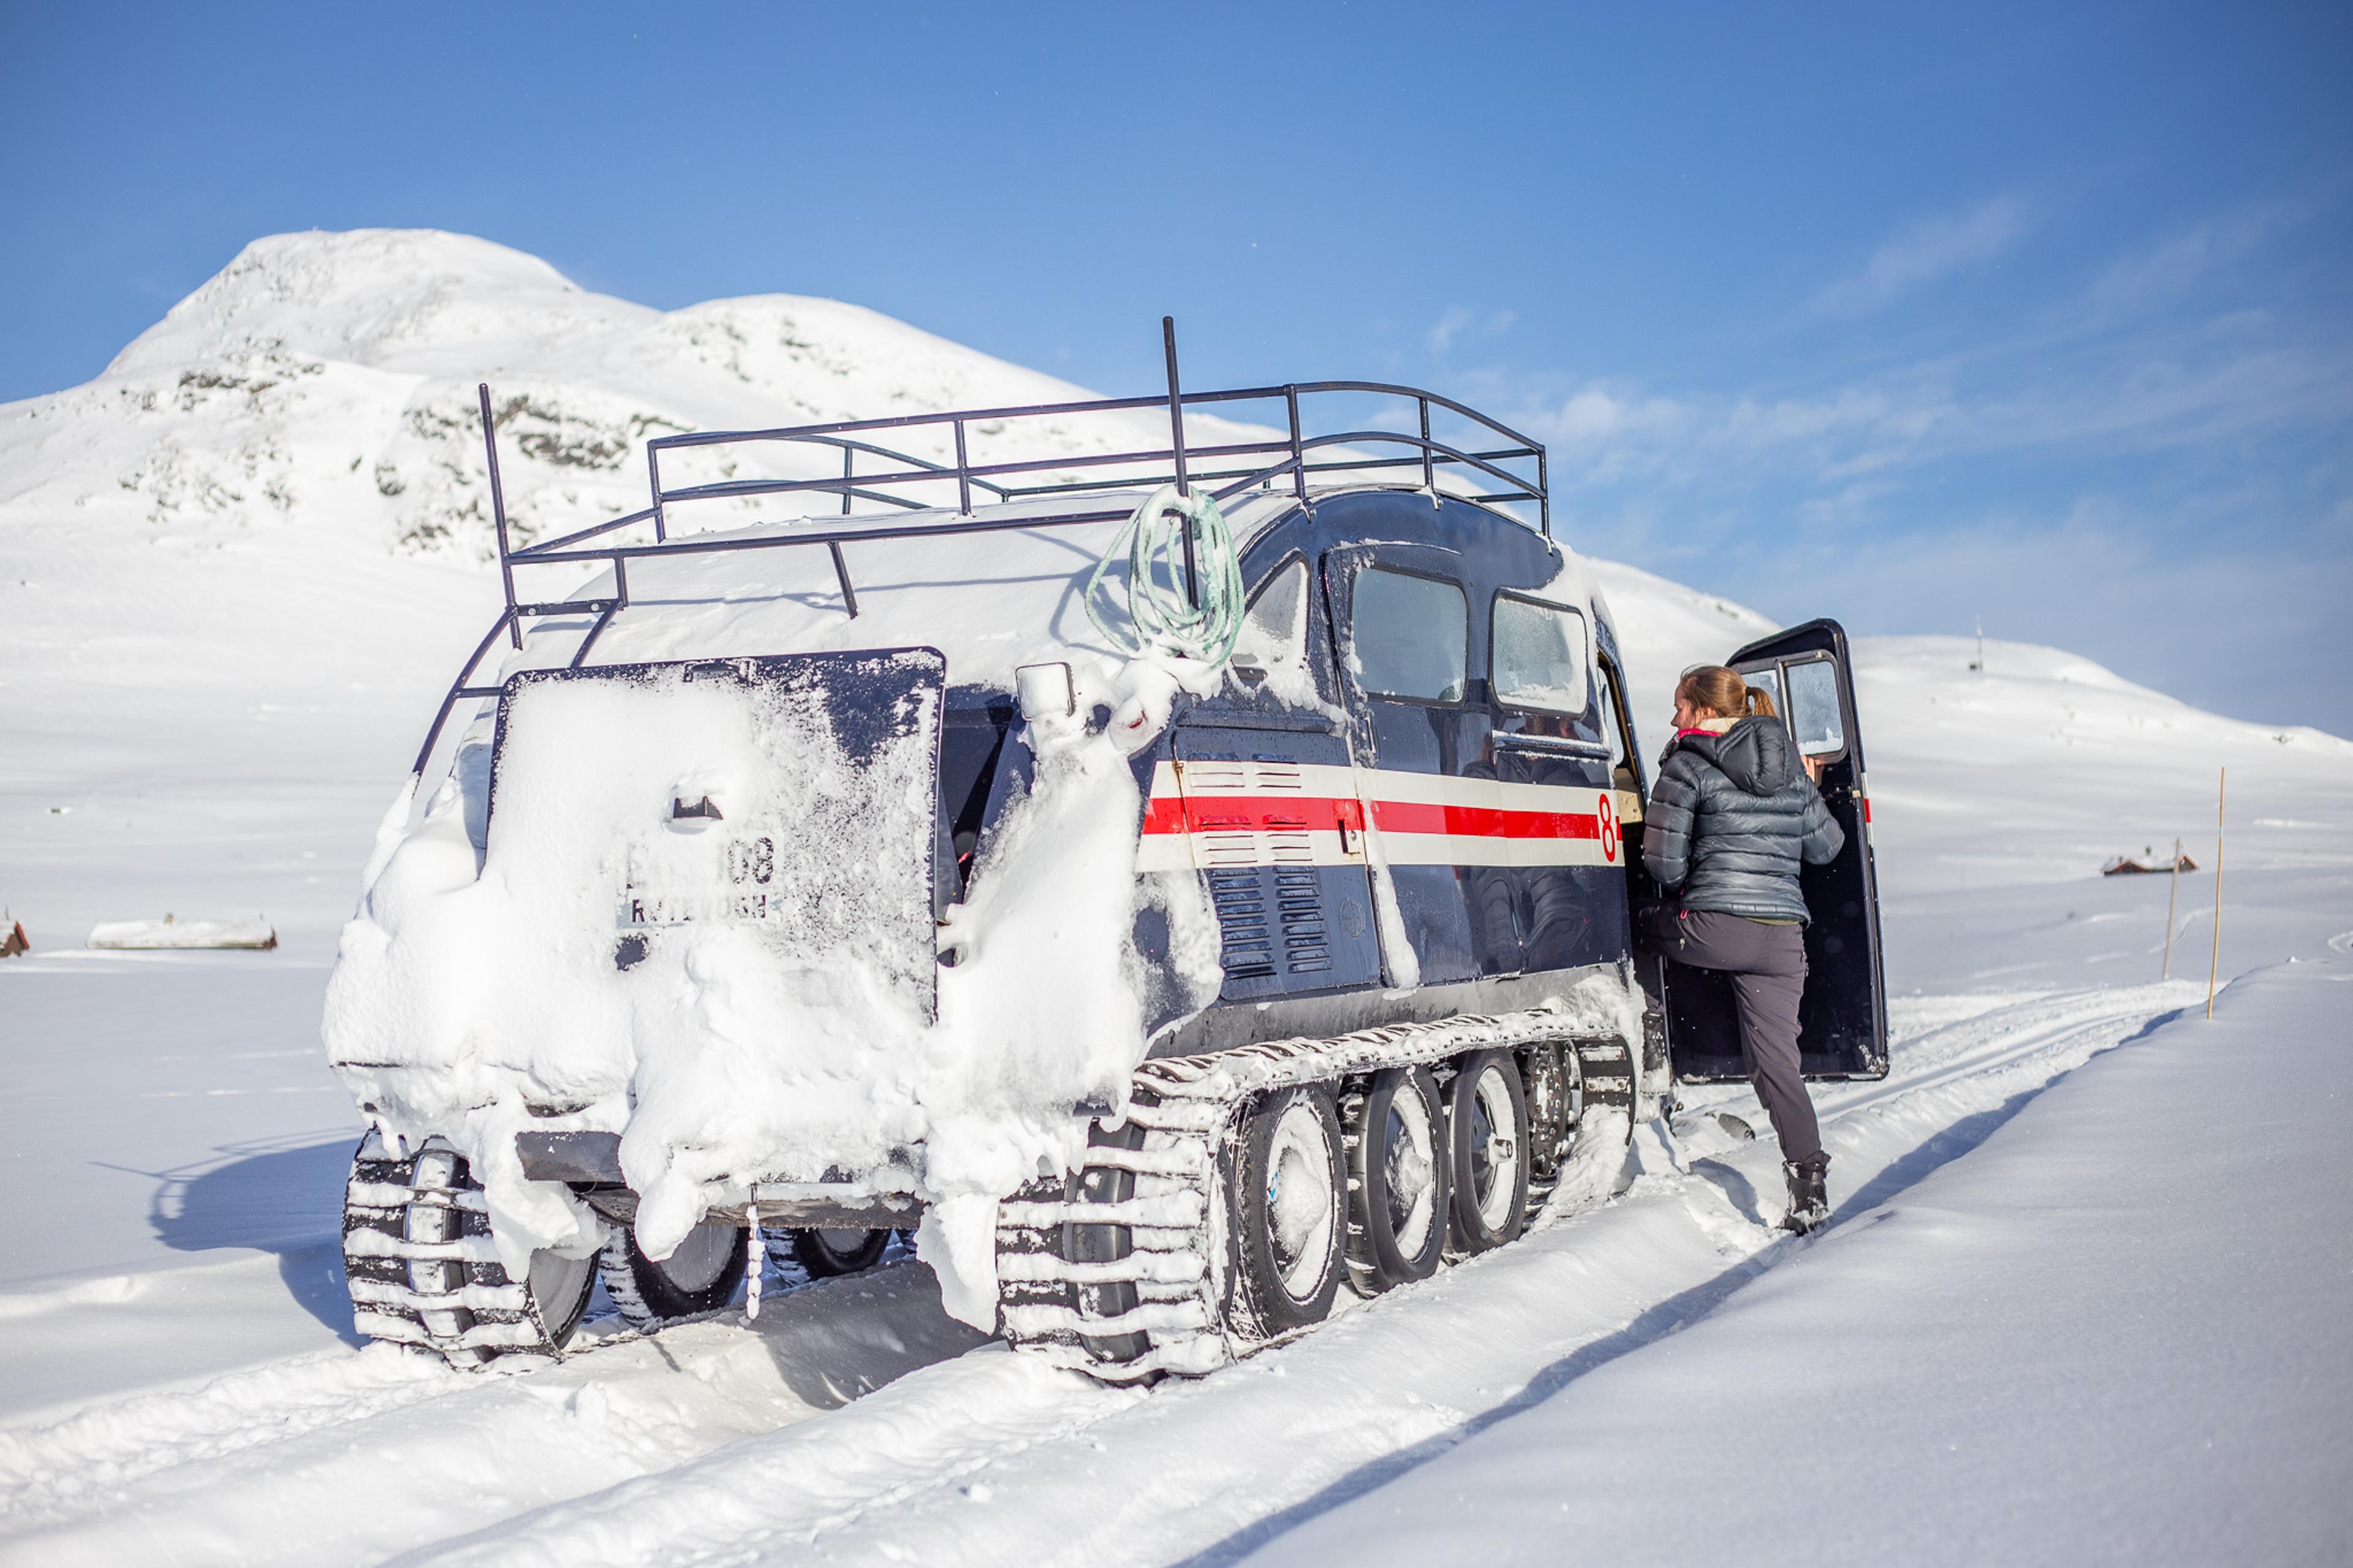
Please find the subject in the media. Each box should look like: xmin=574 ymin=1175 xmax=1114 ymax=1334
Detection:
xmin=479 ymin=384 xmax=522 ymax=650
xmin=1162 ymin=316 xmax=1199 ymax=606
xmin=2207 ymin=768 xmax=2226 ymax=1018
xmin=2162 ymin=835 xmax=2181 ymax=979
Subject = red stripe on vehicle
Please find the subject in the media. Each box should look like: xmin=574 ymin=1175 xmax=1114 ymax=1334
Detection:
xmin=1140 ymin=794 xmax=1354 ymax=834
xmin=1140 ymin=797 xmax=1194 ymax=836
xmin=1143 ymin=792 xmax=1605 ymax=843
xmin=1370 ymin=800 xmax=1602 ymax=841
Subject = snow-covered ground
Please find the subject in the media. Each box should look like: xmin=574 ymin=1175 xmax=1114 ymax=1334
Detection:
xmin=2 ymin=232 xmax=2347 ymax=1564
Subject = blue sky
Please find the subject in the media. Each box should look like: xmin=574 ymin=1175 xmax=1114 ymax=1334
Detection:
xmin=4 ymin=1 xmax=2348 ymax=733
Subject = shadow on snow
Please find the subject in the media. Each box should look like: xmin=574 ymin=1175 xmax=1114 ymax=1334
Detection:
xmin=94 ymin=1131 xmax=362 ymax=1343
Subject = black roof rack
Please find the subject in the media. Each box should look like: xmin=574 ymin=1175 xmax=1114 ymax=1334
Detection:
xmin=411 ymin=319 xmax=1549 ymax=774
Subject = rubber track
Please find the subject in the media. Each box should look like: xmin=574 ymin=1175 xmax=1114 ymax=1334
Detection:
xmin=995 ymin=1004 xmax=1640 ymax=1382
xmin=341 ymin=1132 xmax=569 ymax=1365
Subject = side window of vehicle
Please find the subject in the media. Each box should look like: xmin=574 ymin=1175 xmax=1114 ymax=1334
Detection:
xmin=1233 ymin=559 xmax=1308 ymax=678
xmin=1782 ymin=657 xmax=1846 ymax=757
xmin=1349 ymin=566 xmax=1467 ymax=703
xmin=1490 ymin=596 xmax=1588 ymax=715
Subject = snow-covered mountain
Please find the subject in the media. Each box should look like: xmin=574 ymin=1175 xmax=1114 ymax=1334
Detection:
xmin=2 ymin=229 xmax=2347 ymax=962
xmin=3 ymin=228 xmax=1197 ymax=558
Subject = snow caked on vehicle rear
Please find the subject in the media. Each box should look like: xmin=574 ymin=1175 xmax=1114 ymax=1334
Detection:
xmin=322 ymin=330 xmax=1892 ymax=1377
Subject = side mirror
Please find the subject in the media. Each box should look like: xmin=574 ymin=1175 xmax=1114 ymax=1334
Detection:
xmin=1015 ymin=662 xmax=1075 ymax=723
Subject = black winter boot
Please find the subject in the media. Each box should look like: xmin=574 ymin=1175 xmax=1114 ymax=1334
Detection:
xmin=1781 ymin=1159 xmax=1828 ymax=1234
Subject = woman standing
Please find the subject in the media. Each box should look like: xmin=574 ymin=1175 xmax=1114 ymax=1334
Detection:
xmin=1643 ymin=665 xmax=1846 ymax=1232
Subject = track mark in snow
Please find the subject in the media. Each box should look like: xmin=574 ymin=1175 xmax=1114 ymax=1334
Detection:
xmin=1805 ymin=985 xmax=2189 ymax=1124
xmin=401 ymin=1350 xmax=1137 ymax=1568
xmin=0 ymin=1263 xmax=988 ymax=1567
xmin=1884 ymin=991 xmax=2044 ymax=1039
xmin=0 ymin=1346 xmax=452 ymax=1529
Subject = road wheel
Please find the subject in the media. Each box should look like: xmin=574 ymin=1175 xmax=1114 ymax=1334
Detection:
xmin=512 ymin=1244 xmax=599 ymax=1354
xmin=1447 ymin=1050 xmax=1531 ymax=1257
xmin=1344 ymin=1066 xmax=1450 ymax=1295
xmin=1232 ymin=1083 xmax=1347 ymax=1339
xmin=789 ymin=1227 xmax=893 ymax=1278
xmin=599 ymin=1218 xmax=749 ymax=1328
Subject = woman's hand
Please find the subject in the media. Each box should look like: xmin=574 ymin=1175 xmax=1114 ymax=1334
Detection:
xmin=1804 ymin=754 xmax=1825 ymax=786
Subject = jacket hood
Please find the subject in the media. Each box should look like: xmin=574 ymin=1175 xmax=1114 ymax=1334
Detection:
xmin=1674 ymin=715 xmax=1799 ymax=796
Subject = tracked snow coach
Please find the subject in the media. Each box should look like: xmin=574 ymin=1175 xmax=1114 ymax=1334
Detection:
xmin=330 ymin=322 xmax=1887 ymax=1379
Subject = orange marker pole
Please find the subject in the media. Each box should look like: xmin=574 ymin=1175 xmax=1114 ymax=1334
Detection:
xmin=2206 ymin=768 xmax=2226 ymax=1020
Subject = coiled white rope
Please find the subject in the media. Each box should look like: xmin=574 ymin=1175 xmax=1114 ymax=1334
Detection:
xmin=1085 ymin=484 xmax=1246 ymax=667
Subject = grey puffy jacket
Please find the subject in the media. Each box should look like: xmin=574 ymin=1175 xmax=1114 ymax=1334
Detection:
xmin=1643 ymin=716 xmax=1845 ymax=924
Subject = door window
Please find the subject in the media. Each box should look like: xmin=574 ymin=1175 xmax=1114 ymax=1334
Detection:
xmin=1782 ymin=657 xmax=1846 ymax=757
xmin=1491 ymin=596 xmax=1588 ymax=714
xmin=1349 ymin=566 xmax=1467 ymax=702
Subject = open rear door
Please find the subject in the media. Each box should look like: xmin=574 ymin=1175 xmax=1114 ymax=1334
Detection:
xmin=1660 ymin=618 xmax=1888 ymax=1083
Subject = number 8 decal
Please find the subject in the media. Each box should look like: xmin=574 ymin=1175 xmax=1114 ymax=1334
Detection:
xmin=1596 ymin=791 xmax=1619 ymax=863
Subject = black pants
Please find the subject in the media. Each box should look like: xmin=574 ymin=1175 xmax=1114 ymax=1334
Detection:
xmin=1672 ymin=910 xmax=1825 ymax=1167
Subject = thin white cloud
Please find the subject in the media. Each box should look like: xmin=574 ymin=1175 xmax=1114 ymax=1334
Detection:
xmin=1544 ymin=385 xmax=1686 ymax=446
xmin=2083 ymin=198 xmax=2302 ymax=316
xmin=1506 ymin=309 xmax=2351 ymax=498
xmin=1810 ymin=197 xmax=2029 ymax=319
xmin=1426 ymin=306 xmax=1474 ymax=357
xmin=1426 ymin=305 xmax=1517 ymax=357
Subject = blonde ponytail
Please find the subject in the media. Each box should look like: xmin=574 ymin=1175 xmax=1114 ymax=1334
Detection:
xmin=1677 ymin=665 xmax=1776 ymax=721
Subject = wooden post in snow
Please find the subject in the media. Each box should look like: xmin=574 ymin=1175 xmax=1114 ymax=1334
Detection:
xmin=2162 ymin=836 xmax=2181 ymax=981
xmin=2206 ymin=768 xmax=2226 ymax=1020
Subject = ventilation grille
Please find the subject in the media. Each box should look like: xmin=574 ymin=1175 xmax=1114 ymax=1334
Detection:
xmin=1197 ymin=831 xmax=1259 ymax=868
xmin=1184 ymin=754 xmax=1338 ymax=992
xmin=1181 ymin=760 xmax=1304 ymax=794
xmin=1207 ymin=869 xmax=1275 ymax=980
xmin=1207 ymin=866 xmax=1335 ymax=984
xmin=1275 ymin=868 xmax=1333 ymax=974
